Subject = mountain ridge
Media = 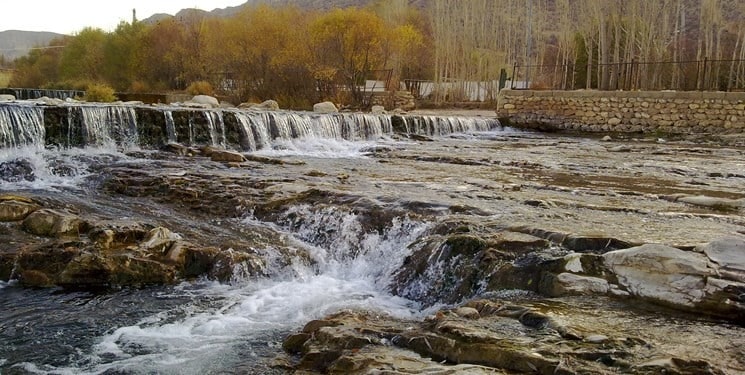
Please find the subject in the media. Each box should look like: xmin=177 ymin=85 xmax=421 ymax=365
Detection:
xmin=0 ymin=30 xmax=65 ymax=60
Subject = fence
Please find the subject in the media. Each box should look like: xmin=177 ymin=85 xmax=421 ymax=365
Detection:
xmin=404 ymin=79 xmax=502 ymax=102
xmin=512 ymin=58 xmax=745 ymax=92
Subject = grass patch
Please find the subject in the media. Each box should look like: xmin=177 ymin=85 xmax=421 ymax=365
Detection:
xmin=0 ymin=71 xmax=11 ymax=88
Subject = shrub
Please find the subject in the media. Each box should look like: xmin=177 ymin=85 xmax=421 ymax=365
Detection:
xmin=43 ymin=80 xmax=92 ymax=91
xmin=129 ymin=81 xmax=149 ymax=93
xmin=84 ymin=83 xmax=117 ymax=102
xmin=186 ymin=81 xmax=214 ymax=96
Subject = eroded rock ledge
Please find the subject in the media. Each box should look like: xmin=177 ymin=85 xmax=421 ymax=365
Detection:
xmin=279 ymin=299 xmax=731 ymax=374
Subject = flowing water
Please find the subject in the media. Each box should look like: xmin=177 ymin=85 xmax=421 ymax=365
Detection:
xmin=1 ymin=103 xmax=744 ymax=374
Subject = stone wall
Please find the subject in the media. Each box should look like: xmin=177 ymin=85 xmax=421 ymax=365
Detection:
xmin=370 ymin=91 xmax=416 ymax=111
xmin=497 ymin=89 xmax=745 ymax=134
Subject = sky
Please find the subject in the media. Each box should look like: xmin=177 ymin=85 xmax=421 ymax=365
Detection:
xmin=1 ymin=0 xmax=249 ymax=35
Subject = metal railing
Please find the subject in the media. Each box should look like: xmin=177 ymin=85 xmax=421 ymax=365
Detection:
xmin=511 ymin=58 xmax=745 ymax=92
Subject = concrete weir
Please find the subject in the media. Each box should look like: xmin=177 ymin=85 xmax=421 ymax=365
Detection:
xmin=0 ymin=103 xmax=501 ymax=150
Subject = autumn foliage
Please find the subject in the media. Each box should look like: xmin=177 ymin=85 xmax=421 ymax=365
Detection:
xmin=8 ymin=0 xmax=745 ymax=106
xmin=9 ymin=4 xmax=429 ymax=108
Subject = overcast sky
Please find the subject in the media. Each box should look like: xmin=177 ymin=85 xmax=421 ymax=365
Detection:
xmin=1 ymin=0 xmax=248 ymax=34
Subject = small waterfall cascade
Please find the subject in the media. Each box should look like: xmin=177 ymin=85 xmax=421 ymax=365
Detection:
xmin=73 ymin=105 xmax=139 ymax=148
xmin=0 ymin=103 xmax=45 ymax=148
xmin=0 ymin=102 xmax=502 ymax=152
xmin=232 ymin=111 xmax=394 ymax=151
xmin=400 ymin=115 xmax=499 ymax=135
xmin=164 ymin=110 xmax=177 ymax=143
xmin=1 ymin=88 xmax=84 ymax=101
xmin=204 ymin=110 xmax=226 ymax=148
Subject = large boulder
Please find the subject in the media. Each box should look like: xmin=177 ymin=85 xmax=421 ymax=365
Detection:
xmin=552 ymin=272 xmax=610 ymax=295
xmin=313 ymin=101 xmax=338 ymax=113
xmin=603 ymin=243 xmax=745 ymax=321
xmin=603 ymin=244 xmax=711 ymax=307
xmin=189 ymin=95 xmax=220 ymax=108
xmin=22 ymin=209 xmax=83 ymax=238
xmin=699 ymin=236 xmax=745 ymax=276
xmin=210 ymin=149 xmax=246 ymax=163
xmin=371 ymin=105 xmax=386 ymax=114
xmin=240 ymin=99 xmax=280 ymax=111
xmin=392 ymin=229 xmax=558 ymax=306
xmin=0 ymin=197 xmax=40 ymax=221
xmin=0 ymin=94 xmax=15 ymax=101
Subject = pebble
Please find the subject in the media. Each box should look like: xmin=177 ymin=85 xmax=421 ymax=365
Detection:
xmin=585 ymin=334 xmax=609 ymax=343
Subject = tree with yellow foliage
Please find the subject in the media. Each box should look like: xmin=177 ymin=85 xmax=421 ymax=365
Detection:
xmin=309 ymin=8 xmax=386 ymax=104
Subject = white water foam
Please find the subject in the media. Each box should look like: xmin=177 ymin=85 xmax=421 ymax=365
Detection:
xmin=253 ymin=137 xmax=379 ymax=158
xmin=0 ymin=146 xmax=134 ymax=191
xmin=24 ymin=209 xmax=432 ymax=374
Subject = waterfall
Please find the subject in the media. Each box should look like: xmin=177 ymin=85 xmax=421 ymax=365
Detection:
xmin=232 ymin=111 xmax=395 ymax=151
xmin=400 ymin=115 xmax=498 ymax=135
xmin=164 ymin=110 xmax=177 ymax=143
xmin=0 ymin=103 xmax=501 ymax=152
xmin=0 ymin=104 xmax=45 ymax=148
xmin=6 ymin=88 xmax=84 ymax=101
xmin=75 ymin=105 xmax=139 ymax=148
xmin=204 ymin=110 xmax=226 ymax=148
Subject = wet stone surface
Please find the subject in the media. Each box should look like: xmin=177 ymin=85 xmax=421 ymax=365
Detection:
xmin=1 ymin=128 xmax=744 ymax=374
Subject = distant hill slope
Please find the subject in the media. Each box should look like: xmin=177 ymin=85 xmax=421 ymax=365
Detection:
xmin=0 ymin=30 xmax=65 ymax=60
xmin=142 ymin=0 xmax=426 ymax=24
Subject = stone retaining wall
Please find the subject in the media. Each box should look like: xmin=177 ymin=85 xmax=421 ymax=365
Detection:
xmin=497 ymin=89 xmax=745 ymax=134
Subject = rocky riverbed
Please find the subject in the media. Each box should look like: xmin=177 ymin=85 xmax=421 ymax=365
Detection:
xmin=1 ymin=117 xmax=744 ymax=374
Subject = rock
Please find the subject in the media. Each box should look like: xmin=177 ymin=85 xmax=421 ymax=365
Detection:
xmin=371 ymin=105 xmax=386 ymax=114
xmin=603 ymin=244 xmax=719 ymax=310
xmin=105 ymin=254 xmax=177 ymax=286
xmin=238 ymin=100 xmax=279 ymax=110
xmin=189 ymin=95 xmax=219 ymax=108
xmin=635 ymin=357 xmax=725 ymax=375
xmin=257 ymin=100 xmax=280 ymax=110
xmin=552 ymin=272 xmax=610 ymax=295
xmin=453 ymin=306 xmax=480 ymax=319
xmin=0 ymin=94 xmax=15 ymax=101
xmin=313 ymin=101 xmax=338 ymax=113
xmin=209 ymin=249 xmax=265 ymax=281
xmin=19 ymin=269 xmax=52 ymax=287
xmin=210 ymin=150 xmax=246 ymax=163
xmin=677 ymin=195 xmax=743 ymax=211
xmin=0 ymin=199 xmax=40 ymax=221
xmin=22 ymin=209 xmax=83 ymax=238
xmin=87 ymin=220 xmax=152 ymax=250
xmin=699 ymin=236 xmax=745 ymax=279
xmin=58 ymin=252 xmax=113 ymax=285
xmin=14 ymin=243 xmax=81 ymax=287
xmin=585 ymin=334 xmax=609 ymax=344
xmin=181 ymin=102 xmax=212 ymax=109
xmin=602 ymin=135 xmax=613 ymax=141
xmin=163 ymin=241 xmax=219 ymax=278
xmin=243 ymin=154 xmax=284 ymax=165
xmin=0 ymin=159 xmax=35 ymax=182
xmin=238 ymin=102 xmax=258 ymax=109
xmin=141 ymin=226 xmax=182 ymax=253
xmin=162 ymin=143 xmax=191 ymax=156
xmin=32 ymin=96 xmax=64 ymax=106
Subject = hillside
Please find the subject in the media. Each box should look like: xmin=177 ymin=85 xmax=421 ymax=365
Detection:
xmin=141 ymin=0 xmax=426 ymax=24
xmin=0 ymin=30 xmax=65 ymax=60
